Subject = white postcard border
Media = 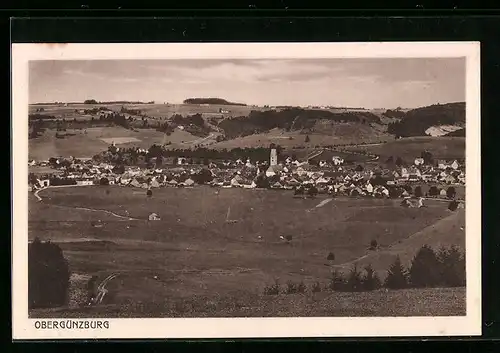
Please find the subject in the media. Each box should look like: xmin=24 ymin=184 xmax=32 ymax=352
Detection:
xmin=12 ymin=42 xmax=481 ymax=339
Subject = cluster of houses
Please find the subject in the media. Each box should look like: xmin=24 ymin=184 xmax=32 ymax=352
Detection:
xmin=27 ymin=148 xmax=465 ymax=201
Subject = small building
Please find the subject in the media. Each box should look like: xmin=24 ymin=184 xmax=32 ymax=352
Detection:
xmin=266 ymin=164 xmax=283 ymax=177
xmin=148 ymin=213 xmax=161 ymax=221
xmin=414 ymin=158 xmax=425 ymax=166
xmin=38 ymin=179 xmax=50 ymax=188
xmin=437 ymin=160 xmax=448 ymax=169
xmin=332 ymin=156 xmax=344 ymax=166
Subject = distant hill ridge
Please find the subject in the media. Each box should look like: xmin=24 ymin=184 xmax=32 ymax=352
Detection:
xmin=183 ymin=98 xmax=247 ymax=106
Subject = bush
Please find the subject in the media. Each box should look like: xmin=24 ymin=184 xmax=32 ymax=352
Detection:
xmin=384 ymin=256 xmax=408 ymax=289
xmin=264 ymin=279 xmax=281 ymax=295
xmin=297 ymin=281 xmax=306 ymax=294
xmin=362 ymin=264 xmax=382 ymax=291
xmin=311 ymin=281 xmax=322 ymax=293
xmin=286 ymin=280 xmax=298 ymax=294
xmin=29 ymin=238 xmax=71 ymax=309
xmin=328 ymin=269 xmax=346 ymax=291
xmin=408 ymin=244 xmax=442 ymax=288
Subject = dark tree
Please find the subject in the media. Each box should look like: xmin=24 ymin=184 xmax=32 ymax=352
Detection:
xmin=437 ymin=245 xmax=466 ymax=287
xmin=448 ymin=200 xmax=460 ymax=211
xmin=362 ymin=264 xmax=382 ymax=291
xmin=369 ymin=239 xmax=378 ymax=250
xmin=345 ymin=264 xmax=363 ymax=292
xmin=355 ymin=164 xmax=364 ymax=172
xmin=384 ymin=256 xmax=408 ymax=289
xmin=155 ymin=155 xmax=163 ymax=167
xmin=408 ymin=244 xmax=442 ymax=288
xmin=428 ymin=185 xmax=439 ymax=196
xmin=305 ymin=135 xmax=310 ymax=143
xmin=29 ymin=238 xmax=70 ymax=309
xmin=308 ymin=185 xmax=318 ymax=198
xmin=328 ymin=269 xmax=346 ymax=291
xmin=395 ymin=157 xmax=404 ymax=166
xmin=112 ymin=164 xmax=125 ymax=174
xmin=421 ymin=150 xmax=434 ymax=165
xmin=254 ymin=174 xmax=270 ymax=189
xmin=327 ymin=252 xmax=335 ymax=261
xmin=386 ymin=156 xmax=394 ymax=164
xmin=446 ymin=186 xmax=457 ymax=199
xmin=414 ymin=186 xmax=423 ymax=198
xmin=294 ymin=186 xmax=304 ymax=196
xmin=146 ymin=189 xmax=153 ymax=197
xmin=388 ymin=186 xmax=403 ymax=199
xmin=99 ymin=177 xmax=109 ymax=186
xmin=193 ymin=168 xmax=213 ymax=185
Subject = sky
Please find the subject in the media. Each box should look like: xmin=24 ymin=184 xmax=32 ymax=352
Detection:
xmin=29 ymin=58 xmax=466 ymax=109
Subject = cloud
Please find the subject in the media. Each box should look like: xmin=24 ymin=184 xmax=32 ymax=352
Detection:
xmin=143 ymin=59 xmax=342 ymax=84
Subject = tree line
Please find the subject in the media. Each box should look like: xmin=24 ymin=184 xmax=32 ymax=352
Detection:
xmin=264 ymin=244 xmax=465 ymax=295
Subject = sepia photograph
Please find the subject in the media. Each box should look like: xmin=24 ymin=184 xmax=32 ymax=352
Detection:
xmin=12 ymin=42 xmax=481 ymax=339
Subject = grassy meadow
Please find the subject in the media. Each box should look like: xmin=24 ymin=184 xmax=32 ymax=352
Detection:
xmin=28 ymin=185 xmax=465 ymax=318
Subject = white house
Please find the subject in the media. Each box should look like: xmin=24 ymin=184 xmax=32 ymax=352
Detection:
xmin=437 ymin=160 xmax=448 ymax=169
xmin=401 ymin=168 xmax=409 ymax=179
xmin=266 ymin=165 xmax=283 ymax=177
xmin=38 ymin=179 xmax=50 ymax=188
xmin=414 ymin=157 xmax=425 ymax=166
xmin=451 ymin=160 xmax=460 ymax=170
xmin=332 ymin=156 xmax=344 ymax=166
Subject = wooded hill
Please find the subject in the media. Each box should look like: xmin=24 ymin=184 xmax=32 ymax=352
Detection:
xmin=218 ymin=108 xmax=382 ymax=139
xmin=183 ymin=98 xmax=247 ymax=106
xmin=387 ymin=102 xmax=465 ymax=137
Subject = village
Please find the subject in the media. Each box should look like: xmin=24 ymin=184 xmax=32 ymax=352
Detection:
xmin=28 ymin=142 xmax=465 ymax=203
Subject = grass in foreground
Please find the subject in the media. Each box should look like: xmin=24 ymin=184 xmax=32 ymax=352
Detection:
xmin=30 ymin=287 xmax=466 ymax=318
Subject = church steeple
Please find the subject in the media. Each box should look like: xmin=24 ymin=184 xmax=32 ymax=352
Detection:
xmin=270 ymin=148 xmax=277 ymax=166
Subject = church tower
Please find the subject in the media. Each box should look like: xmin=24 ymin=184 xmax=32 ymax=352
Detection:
xmin=270 ymin=148 xmax=278 ymax=166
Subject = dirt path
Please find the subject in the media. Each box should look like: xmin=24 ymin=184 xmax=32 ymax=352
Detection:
xmin=331 ymin=210 xmax=461 ymax=270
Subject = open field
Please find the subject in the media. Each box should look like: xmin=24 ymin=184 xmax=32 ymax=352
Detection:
xmin=29 ymin=103 xmax=261 ymax=119
xmin=342 ymin=136 xmax=465 ymax=161
xmin=28 ymin=126 xmax=205 ymax=160
xmin=29 ymin=185 xmax=465 ymax=317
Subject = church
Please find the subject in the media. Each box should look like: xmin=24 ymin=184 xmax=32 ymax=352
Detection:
xmin=265 ymin=147 xmax=283 ymax=177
